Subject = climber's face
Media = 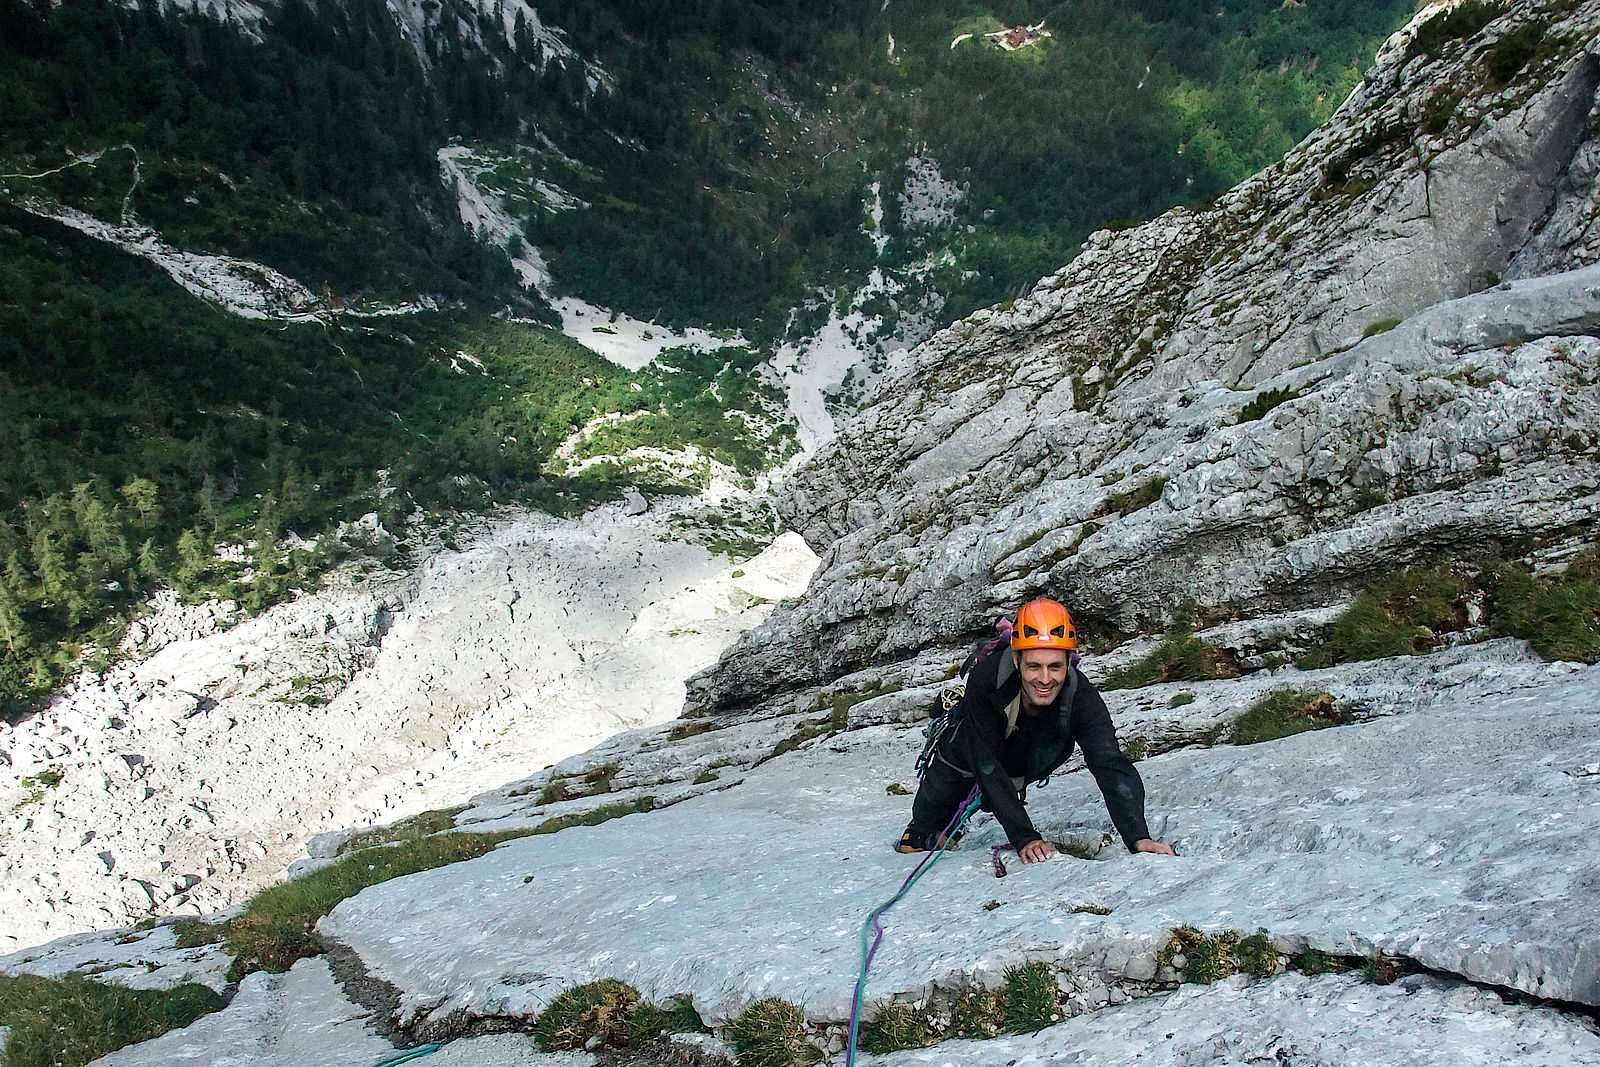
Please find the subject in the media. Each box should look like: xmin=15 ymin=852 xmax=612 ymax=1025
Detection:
xmin=1016 ymin=648 xmax=1069 ymax=708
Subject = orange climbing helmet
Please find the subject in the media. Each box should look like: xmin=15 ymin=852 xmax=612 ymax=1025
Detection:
xmin=1011 ymin=599 xmax=1077 ymax=651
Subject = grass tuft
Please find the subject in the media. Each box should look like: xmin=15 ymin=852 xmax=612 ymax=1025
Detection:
xmin=1160 ymin=927 xmax=1281 ymax=983
xmin=0 ymin=973 xmax=225 ymax=1067
xmin=335 ymin=806 xmax=465 ymax=856
xmin=1217 ymin=687 xmax=1349 ymax=745
xmin=223 ymin=797 xmax=652 ymax=978
xmin=1488 ymin=555 xmax=1600 ymax=663
xmin=668 ymin=993 xmax=709 ymax=1034
xmin=1099 ymin=475 xmax=1168 ymax=518
xmin=1296 ymin=565 xmax=1470 ymax=668
xmin=1297 ymin=948 xmax=1353 ymax=976
xmin=948 ymin=987 xmax=1005 ymax=1039
xmin=729 ymin=997 xmax=822 ymax=1067
xmin=858 ymin=1003 xmax=940 ymax=1054
xmin=1361 ymin=316 xmax=1403 ymax=338
xmin=533 ymin=979 xmax=640 ymax=1051
xmin=1101 ymin=607 xmax=1235 ymax=691
xmin=538 ymin=761 xmax=622 ymax=805
xmin=1001 ymin=960 xmax=1059 ymax=1033
xmin=1233 ymin=930 xmax=1278 ymax=978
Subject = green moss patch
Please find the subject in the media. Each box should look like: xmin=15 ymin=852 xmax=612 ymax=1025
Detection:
xmin=859 ymin=1003 xmax=941 ymax=1054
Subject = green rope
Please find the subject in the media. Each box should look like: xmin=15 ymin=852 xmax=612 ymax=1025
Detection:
xmin=372 ymin=1044 xmax=439 ymax=1067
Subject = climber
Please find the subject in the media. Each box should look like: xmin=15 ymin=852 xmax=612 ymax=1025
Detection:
xmin=898 ymin=598 xmax=1176 ymax=863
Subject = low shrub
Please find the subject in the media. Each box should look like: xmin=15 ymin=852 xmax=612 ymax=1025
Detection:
xmin=0 ymin=973 xmax=225 ymax=1067
xmin=1407 ymin=0 xmax=1503 ymax=60
xmin=1236 ymin=386 xmax=1300 ymax=423
xmin=1484 ymin=21 xmax=1546 ymax=85
xmin=729 ymin=997 xmax=821 ymax=1067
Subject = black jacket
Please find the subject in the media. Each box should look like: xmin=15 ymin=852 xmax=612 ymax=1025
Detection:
xmin=937 ymin=646 xmax=1151 ymax=852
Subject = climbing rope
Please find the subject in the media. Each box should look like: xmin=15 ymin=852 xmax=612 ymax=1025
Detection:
xmin=371 ymin=1044 xmax=439 ymax=1067
xmin=845 ymin=784 xmax=983 ymax=1067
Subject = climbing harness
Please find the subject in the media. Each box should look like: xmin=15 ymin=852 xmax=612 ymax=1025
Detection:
xmin=845 ymin=785 xmax=983 ymax=1067
xmin=371 ymin=1045 xmax=439 ymax=1067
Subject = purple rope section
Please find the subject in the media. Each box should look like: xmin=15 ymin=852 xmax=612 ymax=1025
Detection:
xmin=845 ymin=784 xmax=981 ymax=1067
xmin=990 ymin=843 xmax=1013 ymax=878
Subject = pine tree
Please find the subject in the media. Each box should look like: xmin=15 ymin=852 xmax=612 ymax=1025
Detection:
xmin=176 ymin=528 xmax=210 ymax=592
xmin=0 ymin=579 xmax=27 ymax=652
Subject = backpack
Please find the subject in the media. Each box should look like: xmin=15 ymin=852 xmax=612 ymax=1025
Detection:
xmin=914 ymin=622 xmax=1015 ymax=779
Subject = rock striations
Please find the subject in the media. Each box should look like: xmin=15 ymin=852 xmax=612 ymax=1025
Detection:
xmin=688 ymin=0 xmax=1600 ymax=714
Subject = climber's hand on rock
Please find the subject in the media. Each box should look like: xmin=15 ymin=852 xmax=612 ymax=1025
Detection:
xmin=1019 ymin=839 xmax=1057 ymax=863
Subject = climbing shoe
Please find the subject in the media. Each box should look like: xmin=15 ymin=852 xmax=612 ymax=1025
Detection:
xmin=896 ymin=826 xmax=960 ymax=854
xmin=896 ymin=827 xmax=934 ymax=854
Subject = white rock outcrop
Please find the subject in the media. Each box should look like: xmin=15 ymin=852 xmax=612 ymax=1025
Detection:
xmin=0 ymin=508 xmax=816 ymax=950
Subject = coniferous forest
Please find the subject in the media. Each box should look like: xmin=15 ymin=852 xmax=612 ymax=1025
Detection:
xmin=1 ymin=0 xmax=1417 ymax=716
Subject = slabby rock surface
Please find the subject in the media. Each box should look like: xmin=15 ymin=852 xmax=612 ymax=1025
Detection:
xmin=319 ymin=648 xmax=1600 ymax=1037
xmin=688 ymin=0 xmax=1600 ymax=713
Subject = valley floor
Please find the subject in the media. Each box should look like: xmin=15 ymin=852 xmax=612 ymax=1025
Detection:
xmin=0 ymin=503 xmax=817 ymax=951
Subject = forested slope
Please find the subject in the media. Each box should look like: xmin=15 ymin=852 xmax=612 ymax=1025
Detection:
xmin=0 ymin=0 xmax=1416 ymax=715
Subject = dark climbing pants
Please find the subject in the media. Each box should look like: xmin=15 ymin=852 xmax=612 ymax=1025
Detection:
xmin=909 ymin=754 xmax=991 ymax=838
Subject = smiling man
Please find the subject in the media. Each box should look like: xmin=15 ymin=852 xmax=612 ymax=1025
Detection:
xmin=898 ymin=599 xmax=1176 ymax=863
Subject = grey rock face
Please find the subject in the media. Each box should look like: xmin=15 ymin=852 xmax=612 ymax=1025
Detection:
xmin=689 ymin=0 xmax=1600 ymax=713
